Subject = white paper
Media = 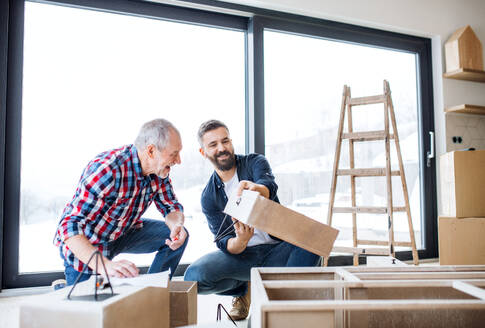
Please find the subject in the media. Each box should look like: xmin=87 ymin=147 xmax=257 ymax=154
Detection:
xmin=108 ymin=270 xmax=169 ymax=288
xmin=223 ymin=189 xmax=259 ymax=224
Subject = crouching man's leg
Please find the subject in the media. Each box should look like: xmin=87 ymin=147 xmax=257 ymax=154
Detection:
xmin=184 ymin=250 xmax=251 ymax=320
xmin=263 ymin=241 xmax=320 ymax=267
xmin=107 ymin=218 xmax=189 ymax=279
xmin=184 ymin=250 xmax=249 ymax=295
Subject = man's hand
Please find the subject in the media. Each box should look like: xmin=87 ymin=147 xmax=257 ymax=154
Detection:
xmin=236 ymin=180 xmax=269 ymax=198
xmin=165 ymin=223 xmax=188 ymax=250
xmin=233 ymin=218 xmax=254 ymax=243
xmin=164 ymin=211 xmax=186 ymax=250
xmin=227 ymin=218 xmax=254 ymax=254
xmin=104 ymin=259 xmax=139 ymax=278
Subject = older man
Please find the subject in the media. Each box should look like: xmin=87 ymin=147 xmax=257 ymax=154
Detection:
xmin=54 ymin=118 xmax=188 ymax=285
xmin=184 ymin=120 xmax=319 ymax=320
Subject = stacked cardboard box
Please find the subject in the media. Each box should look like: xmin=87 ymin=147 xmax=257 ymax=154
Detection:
xmin=439 ymin=150 xmax=485 ymax=265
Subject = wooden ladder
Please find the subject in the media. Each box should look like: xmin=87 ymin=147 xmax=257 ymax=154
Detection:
xmin=326 ymin=80 xmax=419 ymax=266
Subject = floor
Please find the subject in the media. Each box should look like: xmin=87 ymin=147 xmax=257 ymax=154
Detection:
xmin=0 ymin=258 xmax=439 ymax=328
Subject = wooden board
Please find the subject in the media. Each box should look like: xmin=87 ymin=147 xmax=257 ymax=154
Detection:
xmin=251 ymin=266 xmax=485 ymax=328
xmin=443 ymin=68 xmax=485 ymax=82
xmin=445 ymin=104 xmax=485 ymax=115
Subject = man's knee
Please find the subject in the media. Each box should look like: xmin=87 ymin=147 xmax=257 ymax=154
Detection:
xmin=183 ymin=263 xmax=197 ymax=281
xmin=184 ymin=261 xmax=211 ymax=283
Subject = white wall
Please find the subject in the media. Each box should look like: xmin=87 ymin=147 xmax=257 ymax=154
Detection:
xmin=220 ymin=0 xmax=485 ymax=213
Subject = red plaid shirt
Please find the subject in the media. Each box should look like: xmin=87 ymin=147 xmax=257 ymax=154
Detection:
xmin=54 ymin=145 xmax=183 ymax=273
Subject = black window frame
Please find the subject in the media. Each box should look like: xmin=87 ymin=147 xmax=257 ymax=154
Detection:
xmin=1 ymin=0 xmax=436 ymax=289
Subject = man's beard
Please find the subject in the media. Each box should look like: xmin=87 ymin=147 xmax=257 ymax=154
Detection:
xmin=209 ymin=150 xmax=236 ymax=171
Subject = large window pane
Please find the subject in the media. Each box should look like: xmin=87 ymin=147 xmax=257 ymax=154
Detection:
xmin=264 ymin=30 xmax=422 ymax=251
xmin=20 ymin=2 xmax=245 ymax=273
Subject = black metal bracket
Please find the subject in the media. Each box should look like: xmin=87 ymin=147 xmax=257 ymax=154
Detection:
xmin=66 ymin=250 xmax=115 ymax=301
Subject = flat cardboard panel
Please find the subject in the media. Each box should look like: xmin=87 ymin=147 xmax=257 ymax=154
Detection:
xmin=261 ymin=272 xmax=336 ymax=281
xmin=440 ymin=151 xmax=485 ymax=218
xmin=348 ymin=286 xmax=477 ymax=300
xmin=225 ymin=190 xmax=339 ymax=257
xmin=439 ymin=217 xmax=485 ymax=265
xmin=266 ymin=287 xmax=335 ymax=300
xmin=266 ymin=311 xmax=334 ymax=328
xmin=169 ymin=281 xmax=197 ymax=328
xmin=20 ymin=285 xmax=169 ymax=328
xmin=351 ymin=309 xmax=485 ymax=328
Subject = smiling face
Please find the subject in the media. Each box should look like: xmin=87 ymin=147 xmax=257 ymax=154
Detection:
xmin=200 ymin=126 xmax=236 ymax=171
xmin=146 ymin=128 xmax=182 ymax=178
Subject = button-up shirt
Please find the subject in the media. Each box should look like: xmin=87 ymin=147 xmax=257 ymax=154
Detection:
xmin=54 ymin=144 xmax=183 ymax=273
xmin=201 ymin=153 xmax=280 ymax=253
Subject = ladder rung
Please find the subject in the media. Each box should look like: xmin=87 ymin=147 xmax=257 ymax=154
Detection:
xmin=357 ymin=240 xmax=412 ymax=247
xmin=332 ymin=246 xmax=390 ymax=255
xmin=342 ymin=131 xmax=394 ymax=142
xmin=333 ymin=206 xmax=407 ymax=214
xmin=394 ymin=241 xmax=412 ymax=247
xmin=337 ymin=168 xmax=400 ymax=177
xmin=349 ymin=95 xmax=386 ymax=106
xmin=357 ymin=239 xmax=388 ymax=246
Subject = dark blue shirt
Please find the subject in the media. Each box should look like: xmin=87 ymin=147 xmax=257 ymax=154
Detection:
xmin=201 ymin=153 xmax=280 ymax=253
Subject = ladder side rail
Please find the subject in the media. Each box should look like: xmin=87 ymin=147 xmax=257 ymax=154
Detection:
xmin=385 ymin=80 xmax=419 ymax=265
xmin=327 ymin=86 xmax=349 ymax=227
xmin=346 ymin=88 xmax=359 ymax=266
xmin=383 ymin=81 xmax=395 ymax=258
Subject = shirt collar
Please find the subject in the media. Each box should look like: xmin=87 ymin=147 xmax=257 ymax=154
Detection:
xmin=130 ymin=145 xmax=145 ymax=181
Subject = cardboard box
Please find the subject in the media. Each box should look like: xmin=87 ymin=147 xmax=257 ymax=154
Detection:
xmin=169 ymin=281 xmax=197 ymax=327
xmin=20 ymin=281 xmax=169 ymax=328
xmin=439 ymin=216 xmax=485 ymax=265
xmin=224 ymin=190 xmax=339 ymax=257
xmin=440 ymin=150 xmax=485 ymax=218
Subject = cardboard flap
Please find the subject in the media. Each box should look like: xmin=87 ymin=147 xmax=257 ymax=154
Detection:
xmin=223 ymin=190 xmax=259 ymax=224
xmin=224 ymin=190 xmax=339 ymax=257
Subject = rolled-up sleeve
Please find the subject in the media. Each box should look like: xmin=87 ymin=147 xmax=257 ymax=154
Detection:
xmin=250 ymin=154 xmax=278 ymax=201
xmin=154 ymin=177 xmax=184 ymax=217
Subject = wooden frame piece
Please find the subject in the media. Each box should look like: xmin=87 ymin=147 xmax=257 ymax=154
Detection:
xmin=251 ymin=266 xmax=485 ymax=328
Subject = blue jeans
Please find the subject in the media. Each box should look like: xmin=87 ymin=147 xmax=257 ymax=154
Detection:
xmin=183 ymin=241 xmax=319 ymax=297
xmin=62 ymin=218 xmax=189 ymax=285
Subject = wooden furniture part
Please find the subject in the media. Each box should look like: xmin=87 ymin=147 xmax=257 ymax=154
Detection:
xmin=445 ymin=104 xmax=485 ymax=115
xmin=444 ymin=25 xmax=483 ymax=73
xmin=443 ymin=68 xmax=485 ymax=82
xmin=251 ymin=266 xmax=485 ymax=328
xmin=326 ymin=80 xmax=418 ymax=266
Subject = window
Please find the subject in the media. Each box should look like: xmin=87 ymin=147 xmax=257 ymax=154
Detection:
xmin=18 ymin=2 xmax=245 ymax=273
xmin=264 ymin=30 xmax=422 ymax=250
xmin=1 ymin=1 xmax=435 ymax=288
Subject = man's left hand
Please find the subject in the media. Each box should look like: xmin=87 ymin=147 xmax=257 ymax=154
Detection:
xmin=165 ymin=223 xmax=187 ymax=250
xmin=236 ymin=180 xmax=269 ymax=198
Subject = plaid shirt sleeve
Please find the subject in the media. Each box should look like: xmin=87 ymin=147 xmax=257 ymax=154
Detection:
xmin=57 ymin=162 xmax=116 ymax=244
xmin=153 ymin=176 xmax=183 ymax=217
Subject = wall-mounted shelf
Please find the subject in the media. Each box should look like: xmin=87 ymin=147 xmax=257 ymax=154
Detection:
xmin=445 ymin=104 xmax=485 ymax=115
xmin=443 ymin=68 xmax=485 ymax=82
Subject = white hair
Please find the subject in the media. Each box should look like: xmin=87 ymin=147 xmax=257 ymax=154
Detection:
xmin=134 ymin=119 xmax=179 ymax=151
